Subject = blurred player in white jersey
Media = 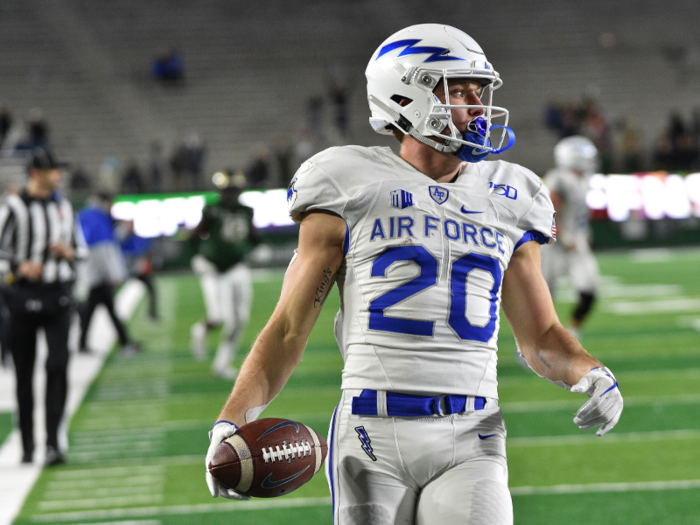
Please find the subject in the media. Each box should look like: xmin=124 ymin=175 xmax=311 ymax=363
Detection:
xmin=541 ymin=136 xmax=601 ymax=340
xmin=205 ymin=24 xmax=624 ymax=524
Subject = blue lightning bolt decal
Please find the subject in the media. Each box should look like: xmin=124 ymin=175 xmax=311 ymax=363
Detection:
xmin=355 ymin=426 xmax=377 ymax=461
xmin=376 ymin=39 xmax=465 ymax=63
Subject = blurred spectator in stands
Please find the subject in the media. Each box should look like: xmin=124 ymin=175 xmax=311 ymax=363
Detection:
xmin=543 ymin=99 xmax=579 ymax=138
xmin=668 ymin=111 xmax=686 ymax=147
xmin=544 ymin=96 xmax=614 ymax=172
xmin=675 ymin=134 xmax=699 ymax=171
xmin=69 ymin=165 xmax=92 ymax=196
xmin=0 ymin=103 xmax=12 ymax=148
xmin=652 ymin=112 xmax=700 ymax=172
xmin=170 ymin=141 xmax=188 ymax=190
xmin=245 ymin=147 xmax=270 ymax=189
xmin=330 ymin=83 xmax=349 ymax=139
xmin=120 ymin=225 xmax=158 ymax=321
xmin=692 ymin=109 xmax=700 ymax=170
xmin=147 ymin=140 xmax=165 ymax=192
xmin=171 ymin=133 xmax=206 ymax=190
xmin=14 ymin=108 xmax=51 ymax=153
xmin=28 ymin=109 xmax=49 ymax=148
xmin=292 ymin=127 xmax=315 ymax=173
xmin=618 ymin=116 xmax=645 ymax=173
xmin=692 ymin=109 xmax=700 ymax=147
xmin=272 ymin=133 xmax=293 ymax=187
xmin=121 ymin=160 xmax=145 ymax=194
xmin=151 ymin=47 xmax=184 ymax=84
xmin=653 ymin=134 xmax=676 ymax=171
xmin=306 ymin=94 xmax=324 ymax=137
xmin=185 ymin=133 xmax=206 ymax=190
xmin=580 ymin=98 xmax=614 ymax=173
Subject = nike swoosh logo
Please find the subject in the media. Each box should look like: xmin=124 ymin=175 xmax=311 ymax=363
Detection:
xmin=460 ymin=206 xmax=484 ymax=214
xmin=261 ymin=465 xmax=310 ymax=489
xmin=478 ymin=433 xmax=498 ymax=440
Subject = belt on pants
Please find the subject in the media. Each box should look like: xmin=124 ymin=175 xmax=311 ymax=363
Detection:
xmin=351 ymin=389 xmax=494 ymax=417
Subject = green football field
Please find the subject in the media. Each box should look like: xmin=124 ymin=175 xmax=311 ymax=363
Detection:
xmin=10 ymin=247 xmax=700 ymax=525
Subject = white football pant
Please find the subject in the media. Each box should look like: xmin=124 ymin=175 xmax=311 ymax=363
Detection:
xmin=541 ymin=240 xmax=599 ymax=296
xmin=197 ymin=261 xmax=252 ymax=370
xmin=327 ymin=389 xmax=513 ymax=525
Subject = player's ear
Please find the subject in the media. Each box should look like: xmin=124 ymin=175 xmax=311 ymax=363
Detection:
xmin=390 ymin=95 xmax=413 ymax=107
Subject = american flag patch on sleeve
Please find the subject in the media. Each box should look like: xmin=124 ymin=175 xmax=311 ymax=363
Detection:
xmin=551 ymin=212 xmax=557 ymax=239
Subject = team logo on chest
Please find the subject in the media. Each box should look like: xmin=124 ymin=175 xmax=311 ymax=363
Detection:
xmin=390 ymin=189 xmax=414 ymax=210
xmin=429 ymin=185 xmax=449 ymax=205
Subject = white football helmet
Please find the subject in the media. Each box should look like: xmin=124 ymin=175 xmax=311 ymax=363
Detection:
xmin=554 ymin=136 xmax=599 ymax=174
xmin=365 ymin=24 xmax=510 ymax=156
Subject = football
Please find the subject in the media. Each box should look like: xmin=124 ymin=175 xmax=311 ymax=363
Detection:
xmin=207 ymin=418 xmax=328 ymax=498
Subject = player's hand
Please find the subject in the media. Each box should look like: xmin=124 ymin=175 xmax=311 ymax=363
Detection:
xmin=571 ymin=366 xmax=623 ymax=436
xmin=49 ymin=242 xmax=74 ymax=260
xmin=205 ymin=421 xmax=250 ymax=500
xmin=18 ymin=260 xmax=44 ymax=280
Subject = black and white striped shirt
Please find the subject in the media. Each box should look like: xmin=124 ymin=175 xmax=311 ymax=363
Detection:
xmin=0 ymin=190 xmax=87 ymax=284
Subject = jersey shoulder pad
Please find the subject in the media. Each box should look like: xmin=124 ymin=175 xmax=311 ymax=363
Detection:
xmin=287 ymin=145 xmax=383 ymax=223
xmin=481 ymin=160 xmax=556 ymax=247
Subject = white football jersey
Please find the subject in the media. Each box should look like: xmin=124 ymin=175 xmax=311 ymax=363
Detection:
xmin=544 ymin=167 xmax=591 ymax=245
xmin=288 ymin=146 xmax=555 ymax=399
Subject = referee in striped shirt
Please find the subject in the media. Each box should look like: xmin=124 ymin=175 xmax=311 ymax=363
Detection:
xmin=0 ymin=147 xmax=86 ymax=466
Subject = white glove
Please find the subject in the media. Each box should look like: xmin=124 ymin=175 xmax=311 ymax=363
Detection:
xmin=571 ymin=367 xmax=623 ymax=436
xmin=205 ymin=421 xmax=250 ymax=500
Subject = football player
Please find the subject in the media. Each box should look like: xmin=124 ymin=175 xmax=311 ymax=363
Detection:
xmin=190 ymin=170 xmax=257 ymax=380
xmin=205 ymin=24 xmax=623 ymax=524
xmin=540 ymin=136 xmax=601 ymax=340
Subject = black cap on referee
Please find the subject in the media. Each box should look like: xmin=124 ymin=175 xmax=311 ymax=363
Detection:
xmin=26 ymin=147 xmax=69 ymax=173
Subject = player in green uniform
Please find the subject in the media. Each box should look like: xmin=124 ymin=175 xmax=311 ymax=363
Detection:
xmin=190 ymin=170 xmax=258 ymax=380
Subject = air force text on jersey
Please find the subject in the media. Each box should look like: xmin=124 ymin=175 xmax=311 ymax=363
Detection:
xmin=369 ymin=214 xmax=507 ymax=255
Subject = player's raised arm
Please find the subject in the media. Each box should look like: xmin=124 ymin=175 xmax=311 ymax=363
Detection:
xmin=501 ymin=240 xmax=623 ymax=436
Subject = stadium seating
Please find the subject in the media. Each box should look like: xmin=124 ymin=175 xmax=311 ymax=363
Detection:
xmin=0 ymin=0 xmax=698 ymax=182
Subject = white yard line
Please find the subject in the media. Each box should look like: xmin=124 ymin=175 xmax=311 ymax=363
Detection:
xmin=46 ymin=476 xmax=162 ymax=490
xmin=629 ymin=248 xmax=675 ymax=263
xmin=501 ymin=393 xmax=700 ymax=413
xmin=499 ymin=367 xmax=700 ymax=387
xmin=0 ymin=280 xmax=145 ymax=525
xmin=510 ymin=478 xmax=700 ymax=496
xmin=677 ymin=316 xmax=700 ymax=331
xmin=29 ymin=497 xmax=333 ymax=523
xmin=508 ymin=428 xmax=700 ymax=447
xmin=43 ymin=486 xmax=162 ymax=502
xmin=38 ymin=495 xmax=164 ymax=512
xmin=605 ymin=297 xmax=700 ymax=315
xmin=62 ymin=521 xmax=161 ymax=525
xmin=52 ymin=465 xmax=164 ymax=480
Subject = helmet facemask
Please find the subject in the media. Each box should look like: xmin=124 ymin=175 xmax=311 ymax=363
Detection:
xmin=420 ymin=70 xmax=510 ymax=156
